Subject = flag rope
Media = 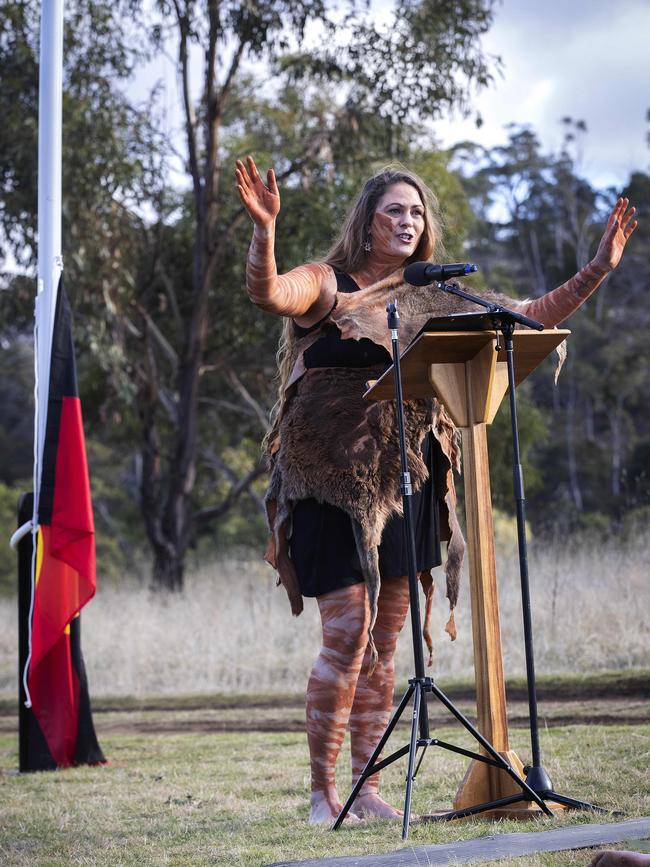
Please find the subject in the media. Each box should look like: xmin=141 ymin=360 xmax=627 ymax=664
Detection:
xmin=22 ymin=298 xmax=44 ymax=710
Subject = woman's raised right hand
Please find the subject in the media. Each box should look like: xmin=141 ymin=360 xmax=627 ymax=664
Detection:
xmin=235 ymin=155 xmax=280 ymax=228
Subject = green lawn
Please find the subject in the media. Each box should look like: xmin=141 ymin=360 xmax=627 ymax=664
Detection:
xmin=1 ymin=722 xmax=649 ymax=866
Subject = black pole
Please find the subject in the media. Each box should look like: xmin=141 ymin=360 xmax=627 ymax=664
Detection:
xmin=388 ymin=299 xmax=430 ymax=838
xmin=503 ymin=325 xmax=544 ymax=773
xmin=388 ymin=302 xmax=427 ymax=691
xmin=17 ymin=492 xmax=33 ymax=773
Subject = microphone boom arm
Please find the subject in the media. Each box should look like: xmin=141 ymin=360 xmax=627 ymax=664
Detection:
xmin=438 ymin=281 xmax=544 ymax=332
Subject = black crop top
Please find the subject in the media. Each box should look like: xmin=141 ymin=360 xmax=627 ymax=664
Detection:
xmin=292 ymin=271 xmax=392 ymax=369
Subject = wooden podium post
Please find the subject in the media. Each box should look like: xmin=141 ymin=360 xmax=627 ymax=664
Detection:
xmin=366 ymin=328 xmax=569 ymax=816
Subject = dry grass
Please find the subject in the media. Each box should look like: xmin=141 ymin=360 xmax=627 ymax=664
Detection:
xmin=0 ymin=535 xmax=648 ymax=699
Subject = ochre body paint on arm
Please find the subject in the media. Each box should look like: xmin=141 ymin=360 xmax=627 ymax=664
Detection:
xmin=518 ymin=197 xmax=637 ymax=327
xmin=246 ymin=225 xmax=333 ymax=317
xmin=519 ymin=261 xmax=608 ymax=327
xmin=236 ymin=155 xmax=334 ymax=320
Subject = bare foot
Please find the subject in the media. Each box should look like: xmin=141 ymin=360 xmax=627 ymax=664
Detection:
xmin=587 ymin=851 xmax=650 ymax=867
xmin=350 ymin=791 xmax=403 ymax=819
xmin=309 ymin=791 xmax=362 ymax=825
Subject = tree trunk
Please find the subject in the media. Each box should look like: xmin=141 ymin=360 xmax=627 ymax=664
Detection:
xmin=610 ymin=396 xmax=625 ymax=500
xmin=139 ymin=1 xmax=224 ymax=591
xmin=529 ymin=227 xmax=547 ymax=296
xmin=565 ymin=376 xmax=583 ymax=511
xmin=152 ymin=544 xmax=185 ymax=591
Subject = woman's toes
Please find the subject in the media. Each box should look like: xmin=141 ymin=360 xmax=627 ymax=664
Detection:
xmin=350 ymin=792 xmax=403 ymax=819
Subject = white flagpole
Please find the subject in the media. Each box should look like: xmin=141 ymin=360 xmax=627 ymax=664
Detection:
xmin=35 ymin=0 xmax=64 ymax=514
xmin=22 ymin=0 xmax=65 ymax=707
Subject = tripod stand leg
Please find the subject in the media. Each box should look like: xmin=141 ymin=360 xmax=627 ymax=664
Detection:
xmin=430 ymin=680 xmax=553 ymax=816
xmin=545 ymin=792 xmax=618 ymax=815
xmin=402 ymin=682 xmax=423 ymax=840
xmin=334 ymin=683 xmax=415 ymax=830
xmin=413 ymin=740 xmax=429 ymax=781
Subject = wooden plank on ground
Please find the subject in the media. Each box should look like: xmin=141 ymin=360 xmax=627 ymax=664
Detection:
xmin=266 ymin=817 xmax=650 ymax=867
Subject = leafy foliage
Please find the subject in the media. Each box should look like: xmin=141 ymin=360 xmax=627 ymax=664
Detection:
xmin=455 ymin=124 xmax=650 ymax=534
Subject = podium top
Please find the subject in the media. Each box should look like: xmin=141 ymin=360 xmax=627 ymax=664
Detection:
xmin=410 ymin=311 xmax=540 ymax=339
xmin=364 ymin=328 xmax=570 ymax=402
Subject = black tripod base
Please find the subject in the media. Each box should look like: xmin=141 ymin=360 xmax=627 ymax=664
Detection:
xmin=505 ymin=765 xmax=617 ymax=817
xmin=333 ymin=677 xmax=553 ymax=839
xmin=421 ymin=792 xmax=615 ymax=823
xmin=517 ymin=764 xmax=617 ymax=815
xmin=420 ymin=766 xmax=617 ymax=823
xmin=543 ymin=792 xmax=617 ymax=814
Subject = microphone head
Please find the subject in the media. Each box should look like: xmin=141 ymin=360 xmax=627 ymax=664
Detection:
xmin=403 ymin=261 xmax=431 ymax=286
xmin=404 ymin=261 xmax=478 ymax=285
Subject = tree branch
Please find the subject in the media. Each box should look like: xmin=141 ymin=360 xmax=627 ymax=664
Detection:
xmin=226 ymin=368 xmax=271 ymax=433
xmin=203 ymin=0 xmax=221 ymax=240
xmin=134 ymin=302 xmax=179 ymax=369
xmin=154 ymin=260 xmax=183 ymax=332
xmin=219 ymin=37 xmax=246 ymax=109
xmin=199 ymin=396 xmax=263 ymax=420
xmin=172 ymin=0 xmax=202 ymax=221
xmin=194 ymin=458 xmax=267 ymax=525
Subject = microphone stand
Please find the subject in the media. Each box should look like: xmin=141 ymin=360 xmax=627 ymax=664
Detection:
xmin=433 ymin=279 xmax=609 ymax=815
xmin=333 ymin=300 xmax=552 ymax=840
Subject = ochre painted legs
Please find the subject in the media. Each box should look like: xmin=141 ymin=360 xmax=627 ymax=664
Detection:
xmin=348 ymin=578 xmax=410 ymax=818
xmin=306 ymin=577 xmax=409 ymax=823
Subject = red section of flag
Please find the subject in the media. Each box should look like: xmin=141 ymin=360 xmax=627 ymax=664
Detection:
xmin=29 ymin=395 xmax=96 ymax=766
xmin=50 ymin=396 xmax=95 ymax=587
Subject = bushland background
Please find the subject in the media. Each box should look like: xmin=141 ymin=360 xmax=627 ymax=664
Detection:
xmin=0 ymin=0 xmax=649 ymax=697
xmin=1 ymin=6 xmax=649 ymax=865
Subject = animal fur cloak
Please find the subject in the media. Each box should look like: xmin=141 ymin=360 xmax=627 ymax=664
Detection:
xmin=264 ymin=270 xmax=529 ymax=670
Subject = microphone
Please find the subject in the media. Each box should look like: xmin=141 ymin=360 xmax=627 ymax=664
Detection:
xmin=404 ymin=261 xmax=478 ymax=285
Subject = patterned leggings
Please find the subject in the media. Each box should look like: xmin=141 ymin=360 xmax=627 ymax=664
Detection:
xmin=306 ymin=577 xmax=411 ymax=814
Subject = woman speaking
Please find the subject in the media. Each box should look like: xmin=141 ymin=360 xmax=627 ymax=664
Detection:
xmin=236 ymin=155 xmax=636 ymax=824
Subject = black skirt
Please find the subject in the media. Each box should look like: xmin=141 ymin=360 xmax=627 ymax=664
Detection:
xmin=289 ymin=432 xmax=442 ymax=597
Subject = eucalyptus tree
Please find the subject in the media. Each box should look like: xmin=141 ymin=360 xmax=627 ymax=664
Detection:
xmin=133 ymin=0 xmax=502 ymax=589
xmin=0 ymin=0 xmax=166 ymax=585
xmin=452 ymin=125 xmax=650 ymax=533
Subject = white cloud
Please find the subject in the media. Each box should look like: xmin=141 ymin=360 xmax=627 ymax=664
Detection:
xmin=434 ymin=0 xmax=650 ymax=189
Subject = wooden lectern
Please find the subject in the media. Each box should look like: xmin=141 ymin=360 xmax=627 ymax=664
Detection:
xmin=366 ymin=326 xmax=569 ymax=817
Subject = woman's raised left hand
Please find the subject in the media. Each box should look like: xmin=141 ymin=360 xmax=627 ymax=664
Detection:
xmin=591 ymin=197 xmax=638 ymax=274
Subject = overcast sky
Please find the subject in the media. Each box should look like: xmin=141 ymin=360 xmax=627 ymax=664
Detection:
xmin=432 ymin=0 xmax=650 ymax=190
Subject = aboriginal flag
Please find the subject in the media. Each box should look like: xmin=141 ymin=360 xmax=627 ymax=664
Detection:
xmin=26 ymin=280 xmax=104 ymax=767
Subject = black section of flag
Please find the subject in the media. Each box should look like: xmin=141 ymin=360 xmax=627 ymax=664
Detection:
xmin=18 ymin=494 xmax=57 ymax=771
xmin=38 ymin=280 xmax=78 ymax=525
xmin=70 ymin=614 xmax=105 ymax=765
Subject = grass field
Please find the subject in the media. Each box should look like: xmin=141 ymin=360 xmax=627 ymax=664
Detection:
xmin=0 ymin=538 xmax=648 ymax=865
xmin=1 ymin=719 xmax=649 ymax=866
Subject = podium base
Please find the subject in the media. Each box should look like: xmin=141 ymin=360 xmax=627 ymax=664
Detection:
xmin=454 ymin=750 xmax=530 ymax=813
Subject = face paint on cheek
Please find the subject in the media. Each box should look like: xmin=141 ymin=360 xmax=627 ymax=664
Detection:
xmin=371 ymin=212 xmax=396 ymax=247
